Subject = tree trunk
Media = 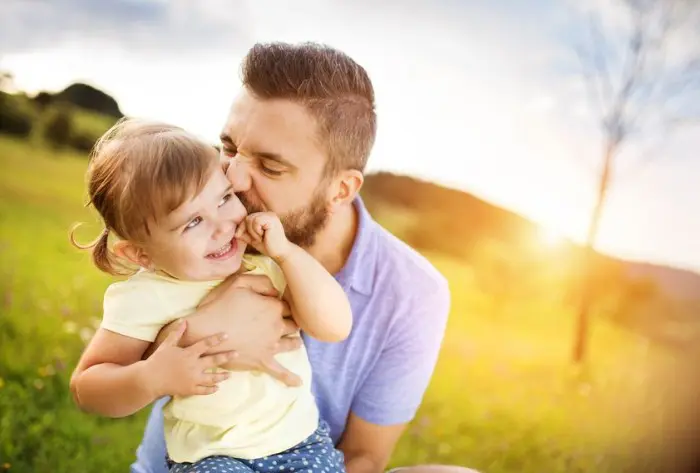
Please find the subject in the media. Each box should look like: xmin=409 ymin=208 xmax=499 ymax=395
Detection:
xmin=572 ymin=139 xmax=616 ymax=364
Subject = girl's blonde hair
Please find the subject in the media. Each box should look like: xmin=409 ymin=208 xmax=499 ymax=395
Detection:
xmin=71 ymin=117 xmax=219 ymax=275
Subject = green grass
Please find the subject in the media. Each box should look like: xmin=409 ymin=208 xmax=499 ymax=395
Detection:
xmin=0 ymin=136 xmax=683 ymax=472
xmin=0 ymin=137 xmax=147 ymax=472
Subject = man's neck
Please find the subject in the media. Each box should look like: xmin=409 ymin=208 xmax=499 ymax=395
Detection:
xmin=306 ymin=201 xmax=358 ymax=275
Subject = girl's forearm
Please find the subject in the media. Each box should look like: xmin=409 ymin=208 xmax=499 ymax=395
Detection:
xmin=71 ymin=361 xmax=157 ymax=418
xmin=279 ymin=244 xmax=352 ymax=342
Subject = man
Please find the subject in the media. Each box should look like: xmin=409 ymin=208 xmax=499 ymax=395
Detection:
xmin=132 ymin=42 xmax=471 ymax=473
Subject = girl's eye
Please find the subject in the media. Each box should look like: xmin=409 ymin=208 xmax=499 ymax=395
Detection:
xmin=218 ymin=193 xmax=232 ymax=207
xmin=221 ymin=147 xmax=236 ymax=157
xmin=185 ymin=216 xmax=202 ymax=231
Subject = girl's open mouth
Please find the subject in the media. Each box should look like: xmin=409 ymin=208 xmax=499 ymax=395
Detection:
xmin=206 ymin=238 xmax=238 ymax=260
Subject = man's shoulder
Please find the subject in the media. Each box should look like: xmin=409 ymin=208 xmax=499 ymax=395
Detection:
xmin=371 ymin=222 xmax=449 ymax=303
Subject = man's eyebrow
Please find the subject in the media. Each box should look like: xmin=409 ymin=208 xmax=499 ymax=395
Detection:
xmin=219 ymin=133 xmax=234 ymax=146
xmin=219 ymin=132 xmax=295 ymax=169
xmin=250 ymin=150 xmax=296 ymax=168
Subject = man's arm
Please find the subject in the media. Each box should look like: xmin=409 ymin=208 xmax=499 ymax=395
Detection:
xmin=340 ymin=275 xmax=451 ymax=471
xmin=338 ymin=414 xmax=407 ymax=473
xmin=147 ymin=273 xmax=303 ymax=386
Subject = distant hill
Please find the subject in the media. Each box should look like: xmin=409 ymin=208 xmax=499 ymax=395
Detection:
xmin=34 ymin=83 xmax=123 ymax=119
xmin=626 ymin=262 xmax=700 ymax=302
xmin=362 ymin=172 xmax=700 ymax=302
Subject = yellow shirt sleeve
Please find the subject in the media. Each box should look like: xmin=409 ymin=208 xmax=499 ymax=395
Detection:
xmin=100 ymin=274 xmax=169 ymax=342
xmin=241 ymin=254 xmax=287 ymax=297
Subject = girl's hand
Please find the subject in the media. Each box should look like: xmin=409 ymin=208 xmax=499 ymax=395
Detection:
xmin=235 ymin=212 xmax=292 ymax=263
xmin=146 ymin=321 xmax=237 ymax=397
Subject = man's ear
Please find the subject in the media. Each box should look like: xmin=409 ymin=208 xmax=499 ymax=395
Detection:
xmin=113 ymin=240 xmax=153 ymax=270
xmin=328 ymin=170 xmax=364 ymax=211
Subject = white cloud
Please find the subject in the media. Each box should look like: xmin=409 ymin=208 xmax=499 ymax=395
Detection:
xmin=2 ymin=0 xmax=699 ymax=271
xmin=0 ymin=0 xmax=252 ymax=57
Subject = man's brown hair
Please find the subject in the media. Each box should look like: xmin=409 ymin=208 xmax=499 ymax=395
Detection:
xmin=241 ymin=42 xmax=377 ymax=177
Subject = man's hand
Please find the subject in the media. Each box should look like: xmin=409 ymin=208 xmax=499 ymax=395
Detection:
xmin=146 ymin=321 xmax=236 ymax=397
xmin=150 ymin=273 xmax=303 ymax=387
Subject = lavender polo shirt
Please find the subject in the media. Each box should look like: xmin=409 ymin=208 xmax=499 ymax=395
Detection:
xmin=131 ymin=197 xmax=450 ymax=472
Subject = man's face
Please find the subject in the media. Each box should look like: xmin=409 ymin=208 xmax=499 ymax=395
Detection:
xmin=220 ymin=89 xmax=331 ymax=248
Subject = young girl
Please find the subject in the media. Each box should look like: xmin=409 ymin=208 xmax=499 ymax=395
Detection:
xmin=70 ymin=118 xmax=352 ymax=473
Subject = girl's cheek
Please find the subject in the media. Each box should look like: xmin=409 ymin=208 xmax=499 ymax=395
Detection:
xmin=226 ymin=201 xmax=247 ymax=223
xmin=237 ymin=201 xmax=248 ymax=220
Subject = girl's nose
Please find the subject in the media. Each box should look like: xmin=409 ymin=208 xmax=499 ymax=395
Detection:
xmin=212 ymin=215 xmax=235 ymax=239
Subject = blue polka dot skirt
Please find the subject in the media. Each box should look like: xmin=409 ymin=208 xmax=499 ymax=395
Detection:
xmin=168 ymin=421 xmax=345 ymax=473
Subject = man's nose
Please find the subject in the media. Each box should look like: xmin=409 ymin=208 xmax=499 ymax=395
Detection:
xmin=225 ymin=158 xmax=252 ymax=193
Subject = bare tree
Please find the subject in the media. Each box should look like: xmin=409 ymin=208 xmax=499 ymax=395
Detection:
xmin=571 ymin=0 xmax=700 ymax=364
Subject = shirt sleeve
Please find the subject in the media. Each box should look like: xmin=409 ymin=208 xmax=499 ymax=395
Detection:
xmin=100 ymin=278 xmax=169 ymax=342
xmin=351 ymin=276 xmax=450 ymax=425
xmin=242 ymin=255 xmax=287 ymax=297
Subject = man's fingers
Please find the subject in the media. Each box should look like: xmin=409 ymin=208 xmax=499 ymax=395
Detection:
xmin=192 ymin=385 xmax=218 ymax=396
xmin=201 ymin=351 xmax=238 ymax=368
xmin=276 ymin=335 xmax=303 ymax=353
xmin=162 ymin=320 xmax=187 ymax=347
xmin=260 ymin=356 xmax=303 ymax=387
xmin=186 ymin=332 xmax=228 ymax=355
xmin=230 ymin=274 xmax=279 ymax=297
xmin=219 ymin=354 xmax=261 ymax=372
xmin=201 ymin=371 xmax=231 ymax=386
xmin=281 ymin=318 xmax=299 ymax=337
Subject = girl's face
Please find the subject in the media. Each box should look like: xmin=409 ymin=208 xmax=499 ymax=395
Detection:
xmin=141 ymin=168 xmax=248 ymax=281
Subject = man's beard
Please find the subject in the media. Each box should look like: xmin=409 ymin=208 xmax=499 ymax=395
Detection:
xmin=238 ymin=188 xmax=330 ymax=250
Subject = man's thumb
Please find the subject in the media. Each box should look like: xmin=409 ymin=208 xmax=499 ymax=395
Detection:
xmin=261 ymin=357 xmax=302 ymax=387
xmin=233 ymin=274 xmax=279 ymax=297
xmin=164 ymin=320 xmax=187 ymax=347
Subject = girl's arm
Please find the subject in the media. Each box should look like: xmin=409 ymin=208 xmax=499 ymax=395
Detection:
xmin=238 ymin=212 xmax=353 ymax=343
xmin=70 ymin=322 xmax=234 ymax=418
xmin=70 ymin=328 xmax=157 ymax=417
xmin=279 ymin=244 xmax=352 ymax=342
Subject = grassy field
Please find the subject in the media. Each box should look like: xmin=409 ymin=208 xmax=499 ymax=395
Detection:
xmin=0 ymin=136 xmax=687 ymax=472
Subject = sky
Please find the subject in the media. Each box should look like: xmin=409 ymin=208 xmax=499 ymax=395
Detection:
xmin=1 ymin=0 xmax=699 ymax=273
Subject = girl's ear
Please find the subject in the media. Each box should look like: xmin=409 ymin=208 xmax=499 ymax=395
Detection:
xmin=113 ymin=240 xmax=153 ymax=270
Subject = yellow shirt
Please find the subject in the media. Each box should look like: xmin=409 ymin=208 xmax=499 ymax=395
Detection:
xmin=100 ymin=255 xmax=319 ymax=462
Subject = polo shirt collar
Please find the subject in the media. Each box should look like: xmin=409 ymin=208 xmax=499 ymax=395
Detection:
xmin=335 ymin=196 xmax=377 ymax=296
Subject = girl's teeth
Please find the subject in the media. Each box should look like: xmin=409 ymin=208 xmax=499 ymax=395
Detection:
xmin=211 ymin=243 xmax=231 ymax=257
